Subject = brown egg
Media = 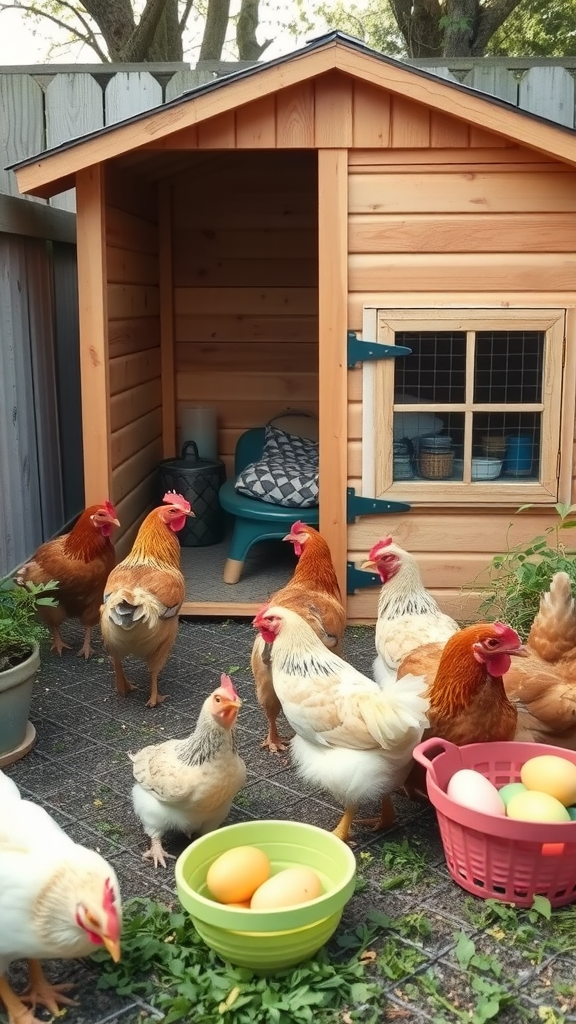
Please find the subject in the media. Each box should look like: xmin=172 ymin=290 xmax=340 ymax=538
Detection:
xmin=206 ymin=846 xmax=271 ymax=904
xmin=250 ymin=867 xmax=323 ymax=910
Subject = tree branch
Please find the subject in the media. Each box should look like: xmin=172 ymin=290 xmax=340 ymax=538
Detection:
xmin=0 ymin=2 xmax=109 ymax=60
xmin=472 ymin=0 xmax=524 ymax=53
xmin=179 ymin=0 xmax=195 ymax=32
xmin=236 ymin=0 xmax=272 ymax=60
xmin=115 ymin=0 xmax=175 ymax=61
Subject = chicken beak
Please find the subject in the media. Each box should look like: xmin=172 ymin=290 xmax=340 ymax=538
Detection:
xmin=510 ymin=645 xmax=529 ymax=658
xmin=102 ymin=936 xmax=121 ymax=962
xmin=282 ymin=532 xmax=295 ymax=543
xmin=110 ymin=518 xmax=121 ymax=528
xmin=185 ymin=509 xmax=196 ymax=517
xmin=361 ymin=559 xmax=376 ymax=570
xmin=223 ymin=697 xmax=242 ymax=709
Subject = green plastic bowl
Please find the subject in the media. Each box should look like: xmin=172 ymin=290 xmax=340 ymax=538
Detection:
xmin=175 ymin=819 xmax=357 ymax=972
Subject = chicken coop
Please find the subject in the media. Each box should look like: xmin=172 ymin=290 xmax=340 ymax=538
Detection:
xmin=13 ymin=32 xmax=576 ymax=622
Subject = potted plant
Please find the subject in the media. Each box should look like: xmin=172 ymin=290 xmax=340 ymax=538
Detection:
xmin=0 ymin=575 xmax=58 ymax=767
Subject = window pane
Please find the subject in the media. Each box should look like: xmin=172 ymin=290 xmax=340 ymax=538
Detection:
xmin=395 ymin=331 xmax=466 ymax=404
xmin=474 ymin=331 xmax=544 ymax=404
xmin=473 ymin=413 xmax=541 ymax=481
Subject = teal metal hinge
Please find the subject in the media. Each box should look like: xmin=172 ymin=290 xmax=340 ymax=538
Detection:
xmin=347 ymin=561 xmax=380 ymax=594
xmin=347 ymin=488 xmax=410 ymax=522
xmin=347 ymin=330 xmax=412 ymax=368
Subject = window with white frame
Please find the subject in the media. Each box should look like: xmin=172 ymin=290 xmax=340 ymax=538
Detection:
xmin=365 ymin=309 xmax=565 ymax=504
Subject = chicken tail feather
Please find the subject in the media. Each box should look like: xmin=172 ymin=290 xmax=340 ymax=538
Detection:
xmin=358 ymin=673 xmax=429 ymax=750
xmin=102 ymin=588 xmax=166 ymax=630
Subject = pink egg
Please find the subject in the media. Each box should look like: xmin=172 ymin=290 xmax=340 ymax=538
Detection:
xmin=447 ymin=769 xmax=506 ymax=816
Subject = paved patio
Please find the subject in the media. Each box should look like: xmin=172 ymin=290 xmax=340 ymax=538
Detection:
xmin=4 ymin=618 xmax=576 ymax=1024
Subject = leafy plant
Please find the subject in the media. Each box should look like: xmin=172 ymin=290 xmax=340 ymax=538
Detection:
xmin=475 ymin=502 xmax=576 ymax=640
xmin=93 ymin=898 xmax=386 ymax=1024
xmin=380 ymin=839 xmax=428 ymax=890
xmin=0 ymin=575 xmax=58 ymax=669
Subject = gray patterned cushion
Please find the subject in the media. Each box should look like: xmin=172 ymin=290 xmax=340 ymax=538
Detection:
xmin=235 ymin=425 xmax=319 ymax=507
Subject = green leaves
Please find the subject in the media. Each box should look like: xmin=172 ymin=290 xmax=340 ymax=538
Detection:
xmin=0 ymin=575 xmax=59 ymax=666
xmin=475 ymin=506 xmax=576 ymax=640
xmin=92 ymin=898 xmax=385 ymax=1024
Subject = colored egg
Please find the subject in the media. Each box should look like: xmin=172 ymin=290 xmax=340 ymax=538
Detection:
xmin=568 ymin=807 xmax=576 ymax=821
xmin=520 ymin=755 xmax=576 ymax=807
xmin=250 ymin=867 xmax=323 ymax=910
xmin=206 ymin=846 xmax=271 ymax=904
xmin=506 ymin=790 xmax=571 ymax=823
xmin=498 ymin=782 xmax=527 ymax=807
xmin=447 ymin=769 xmax=506 ymax=816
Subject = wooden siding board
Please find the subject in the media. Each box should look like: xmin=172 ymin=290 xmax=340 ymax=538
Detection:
xmin=352 ymin=80 xmax=391 ymax=147
xmin=348 ymin=212 xmax=576 ymax=253
xmin=76 ymin=165 xmax=112 ymax=504
xmin=159 ymin=181 xmax=176 ymax=458
xmin=235 ymin=94 xmax=277 ymax=147
xmin=314 ymin=74 xmax=353 ymax=147
xmin=106 ymin=205 xmax=159 ymax=253
xmin=390 ymin=95 xmax=431 ymax=147
xmin=276 ymin=82 xmax=315 ymax=147
xmin=318 ymin=148 xmax=348 ymax=600
xmin=348 ymin=253 xmax=576 ymax=291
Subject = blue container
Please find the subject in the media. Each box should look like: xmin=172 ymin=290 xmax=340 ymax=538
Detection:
xmin=503 ymin=435 xmax=533 ymax=476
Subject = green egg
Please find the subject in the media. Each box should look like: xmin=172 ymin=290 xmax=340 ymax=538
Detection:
xmin=498 ymin=782 xmax=527 ymax=808
xmin=568 ymin=807 xmax=576 ymax=821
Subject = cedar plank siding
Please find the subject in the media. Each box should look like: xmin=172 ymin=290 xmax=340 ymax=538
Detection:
xmin=345 ymin=103 xmax=576 ymax=621
xmin=171 ymin=150 xmax=319 ymax=480
xmin=105 ymin=165 xmax=162 ymax=560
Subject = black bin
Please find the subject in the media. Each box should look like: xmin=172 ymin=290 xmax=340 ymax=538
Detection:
xmin=158 ymin=441 xmax=226 ymax=547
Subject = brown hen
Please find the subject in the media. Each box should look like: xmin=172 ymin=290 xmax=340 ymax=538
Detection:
xmin=398 ymin=622 xmax=525 ymax=797
xmin=14 ymin=502 xmax=120 ymax=659
xmin=100 ymin=492 xmax=193 ymax=708
xmin=251 ymin=522 xmax=346 ymax=752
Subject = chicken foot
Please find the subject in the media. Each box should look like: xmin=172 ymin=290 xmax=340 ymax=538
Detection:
xmin=356 ymin=794 xmax=397 ymax=832
xmin=49 ymin=626 xmax=72 ymax=657
xmin=21 ymin=960 xmax=78 ymax=1015
xmin=332 ymin=805 xmax=357 ymax=844
xmin=0 ymin=976 xmax=44 ymax=1024
xmin=261 ymin=713 xmax=290 ymax=754
xmin=145 ymin=670 xmax=167 ymax=709
xmin=143 ymin=836 xmax=175 ymax=869
xmin=76 ymin=625 xmax=95 ymax=660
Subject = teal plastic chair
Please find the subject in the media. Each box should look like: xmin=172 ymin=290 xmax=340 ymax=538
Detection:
xmin=218 ymin=427 xmax=319 ymax=584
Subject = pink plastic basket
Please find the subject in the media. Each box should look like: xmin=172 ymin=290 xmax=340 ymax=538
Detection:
xmin=413 ymin=738 xmax=576 ymax=907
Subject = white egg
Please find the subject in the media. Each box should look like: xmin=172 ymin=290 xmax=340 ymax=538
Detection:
xmin=447 ymin=769 xmax=506 ymax=816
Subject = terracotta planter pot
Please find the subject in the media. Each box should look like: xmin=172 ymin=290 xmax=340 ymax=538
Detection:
xmin=0 ymin=642 xmax=39 ymax=768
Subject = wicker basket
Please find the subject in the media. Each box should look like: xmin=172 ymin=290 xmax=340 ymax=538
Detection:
xmin=480 ymin=435 xmax=507 ymax=459
xmin=413 ymin=738 xmax=576 ymax=908
xmin=419 ymin=450 xmax=454 ymax=479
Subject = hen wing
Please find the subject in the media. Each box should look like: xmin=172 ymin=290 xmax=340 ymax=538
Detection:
xmin=129 ymin=741 xmax=202 ymax=802
xmin=377 ymin=615 xmax=457 ymax=672
xmin=105 ymin=563 xmax=185 ymax=612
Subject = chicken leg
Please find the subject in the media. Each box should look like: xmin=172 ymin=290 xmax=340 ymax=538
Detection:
xmin=261 ymin=711 xmax=290 ymax=754
xmin=76 ymin=625 xmax=95 ymax=660
xmin=21 ymin=960 xmax=78 ymax=1014
xmin=111 ymin=655 xmax=138 ymax=699
xmin=356 ymin=793 xmax=397 ymax=832
xmin=332 ymin=805 xmax=357 ymax=844
xmin=0 ymin=976 xmax=42 ymax=1024
xmin=49 ymin=626 xmax=72 ymax=656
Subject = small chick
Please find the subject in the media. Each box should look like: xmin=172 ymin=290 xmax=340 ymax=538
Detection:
xmin=129 ymin=675 xmax=246 ymax=868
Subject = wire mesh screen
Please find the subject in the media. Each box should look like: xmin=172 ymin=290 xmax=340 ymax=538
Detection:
xmin=391 ymin=329 xmax=546 ymax=483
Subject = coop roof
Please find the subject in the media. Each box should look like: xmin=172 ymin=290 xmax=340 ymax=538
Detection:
xmin=12 ymin=30 xmax=576 ymax=198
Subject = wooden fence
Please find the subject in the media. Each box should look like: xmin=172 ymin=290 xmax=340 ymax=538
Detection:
xmin=1 ymin=58 xmax=576 ymax=211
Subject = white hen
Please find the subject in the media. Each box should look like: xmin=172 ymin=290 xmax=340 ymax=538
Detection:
xmin=130 ymin=674 xmax=246 ymax=868
xmin=0 ymin=770 xmax=122 ymax=1024
xmin=362 ymin=536 xmax=459 ymax=684
xmin=252 ymin=606 xmax=429 ymax=843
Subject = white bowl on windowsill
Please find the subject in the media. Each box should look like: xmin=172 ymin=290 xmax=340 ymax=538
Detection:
xmin=471 ymin=457 xmax=503 ymax=481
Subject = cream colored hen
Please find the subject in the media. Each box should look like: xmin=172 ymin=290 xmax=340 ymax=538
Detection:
xmin=362 ymin=536 xmax=459 ymax=685
xmin=253 ymin=606 xmax=429 ymax=843
xmin=0 ymin=771 xmax=121 ymax=1024
xmin=130 ymin=674 xmax=246 ymax=868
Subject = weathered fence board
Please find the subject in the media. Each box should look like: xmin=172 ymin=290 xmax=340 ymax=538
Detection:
xmin=519 ymin=66 xmax=575 ymax=128
xmin=105 ymin=71 xmax=163 ymax=124
xmin=45 ymin=73 xmax=105 ymax=211
xmin=0 ymin=74 xmax=44 ymax=200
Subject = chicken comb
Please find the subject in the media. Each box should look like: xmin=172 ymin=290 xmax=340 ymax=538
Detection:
xmin=103 ymin=500 xmax=118 ymax=518
xmin=291 ymin=520 xmax=307 ymax=533
xmin=220 ymin=673 xmax=239 ymax=699
xmin=493 ymin=622 xmax=520 ymax=643
xmin=368 ymin=536 xmax=393 ymax=559
xmin=162 ymin=490 xmax=191 ymax=512
xmin=103 ymin=877 xmax=116 ymax=908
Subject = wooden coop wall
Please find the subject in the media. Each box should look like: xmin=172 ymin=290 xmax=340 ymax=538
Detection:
xmin=105 ymin=166 xmax=162 ymax=559
xmin=170 ymin=151 xmax=319 ymax=478
xmin=345 ymin=128 xmax=576 ymax=623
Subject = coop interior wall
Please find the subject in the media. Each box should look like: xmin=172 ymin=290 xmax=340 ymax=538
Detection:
xmin=105 ymin=165 xmax=162 ymax=559
xmin=170 ymin=150 xmax=319 ymax=480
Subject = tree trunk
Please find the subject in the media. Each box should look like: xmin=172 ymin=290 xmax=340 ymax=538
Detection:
xmin=236 ymin=0 xmax=272 ymax=60
xmin=389 ymin=0 xmax=525 ymax=57
xmin=389 ymin=0 xmax=444 ymax=58
xmin=82 ymin=0 xmax=184 ymax=61
xmin=199 ymin=0 xmax=232 ymax=61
